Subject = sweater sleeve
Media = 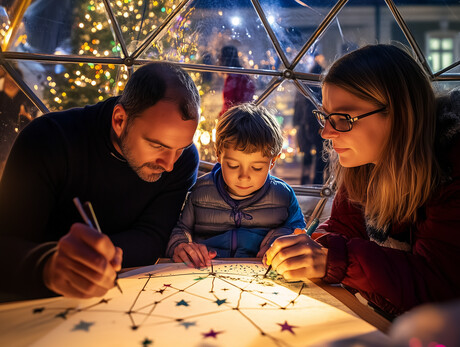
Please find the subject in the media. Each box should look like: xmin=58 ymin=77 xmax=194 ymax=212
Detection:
xmin=0 ymin=117 xmax=66 ymax=298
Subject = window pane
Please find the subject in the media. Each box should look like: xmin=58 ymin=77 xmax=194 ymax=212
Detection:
xmin=429 ymin=38 xmax=440 ymax=50
xmin=442 ymin=38 xmax=453 ymax=50
xmin=442 ymin=53 xmax=453 ymax=69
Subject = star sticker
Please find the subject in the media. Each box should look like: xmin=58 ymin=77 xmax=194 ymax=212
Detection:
xmin=155 ymin=288 xmax=166 ymax=294
xmin=214 ymin=299 xmax=227 ymax=306
xmin=33 ymin=307 xmax=44 ymax=314
xmin=163 ymin=284 xmax=172 ymax=287
xmin=55 ymin=310 xmax=69 ymax=320
xmin=194 ymin=276 xmax=206 ymax=281
xmin=221 ymin=288 xmax=229 ymax=291
xmin=179 ymin=321 xmax=196 ymax=329
xmin=277 ymin=321 xmax=298 ymax=334
xmin=99 ymin=298 xmax=110 ymax=304
xmin=72 ymin=320 xmax=94 ymax=332
xmin=141 ymin=337 xmax=153 ymax=346
xmin=260 ymin=302 xmax=267 ymax=307
xmin=202 ymin=329 xmax=223 ymax=338
xmin=272 ymin=292 xmax=279 ymax=295
xmin=176 ymin=299 xmax=190 ymax=306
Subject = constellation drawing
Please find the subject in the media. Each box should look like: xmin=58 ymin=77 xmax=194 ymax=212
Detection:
xmin=25 ymin=261 xmax=377 ymax=347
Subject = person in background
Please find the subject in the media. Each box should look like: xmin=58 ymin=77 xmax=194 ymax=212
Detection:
xmin=264 ymin=44 xmax=460 ymax=317
xmin=0 ymin=62 xmax=200 ymax=300
xmin=167 ymin=103 xmax=306 ymax=267
xmin=218 ymin=45 xmax=256 ymax=116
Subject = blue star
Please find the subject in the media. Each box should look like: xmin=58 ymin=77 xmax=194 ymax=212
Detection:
xmin=72 ymin=320 xmax=94 ymax=332
xmin=176 ymin=299 xmax=190 ymax=306
xmin=214 ymin=299 xmax=227 ymax=306
xmin=179 ymin=321 xmax=196 ymax=329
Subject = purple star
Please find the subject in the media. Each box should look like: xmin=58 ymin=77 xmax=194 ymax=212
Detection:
xmin=277 ymin=321 xmax=298 ymax=334
xmin=202 ymin=329 xmax=223 ymax=338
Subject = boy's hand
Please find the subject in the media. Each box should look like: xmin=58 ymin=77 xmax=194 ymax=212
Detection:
xmin=172 ymin=242 xmax=217 ymax=268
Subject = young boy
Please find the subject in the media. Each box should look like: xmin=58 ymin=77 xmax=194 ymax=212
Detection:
xmin=166 ymin=103 xmax=306 ymax=267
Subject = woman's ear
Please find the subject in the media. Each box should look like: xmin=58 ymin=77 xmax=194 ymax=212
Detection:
xmin=112 ymin=104 xmax=128 ymax=138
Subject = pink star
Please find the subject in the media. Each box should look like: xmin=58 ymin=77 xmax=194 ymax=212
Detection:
xmin=163 ymin=284 xmax=172 ymax=287
xmin=277 ymin=321 xmax=298 ymax=334
xmin=202 ymin=329 xmax=224 ymax=338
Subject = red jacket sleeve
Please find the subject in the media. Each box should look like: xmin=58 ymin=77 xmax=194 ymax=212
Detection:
xmin=315 ymin=168 xmax=460 ymax=315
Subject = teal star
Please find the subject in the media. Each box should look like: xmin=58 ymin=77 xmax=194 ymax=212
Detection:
xmin=141 ymin=337 xmax=153 ymax=346
xmin=214 ymin=299 xmax=227 ymax=306
xmin=194 ymin=276 xmax=206 ymax=281
xmin=179 ymin=321 xmax=196 ymax=329
xmin=72 ymin=320 xmax=94 ymax=332
xmin=176 ymin=299 xmax=190 ymax=306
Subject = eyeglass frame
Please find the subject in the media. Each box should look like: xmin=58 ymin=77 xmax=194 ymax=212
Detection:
xmin=312 ymin=107 xmax=387 ymax=132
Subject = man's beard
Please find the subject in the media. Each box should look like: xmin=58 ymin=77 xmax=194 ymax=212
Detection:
xmin=118 ymin=128 xmax=164 ymax=183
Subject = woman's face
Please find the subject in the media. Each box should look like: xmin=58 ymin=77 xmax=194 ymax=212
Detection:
xmin=320 ymin=83 xmax=391 ymax=167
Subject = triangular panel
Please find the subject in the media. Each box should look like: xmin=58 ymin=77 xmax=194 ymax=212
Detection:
xmin=108 ymin=0 xmax=183 ymax=55
xmin=139 ymin=0 xmax=280 ymax=72
xmin=4 ymin=0 xmax=120 ymax=57
xmin=293 ymin=0 xmax=412 ymax=74
xmin=12 ymin=60 xmax=123 ymax=111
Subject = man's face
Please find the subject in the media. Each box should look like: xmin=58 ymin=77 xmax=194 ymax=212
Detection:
xmin=114 ymin=101 xmax=198 ymax=182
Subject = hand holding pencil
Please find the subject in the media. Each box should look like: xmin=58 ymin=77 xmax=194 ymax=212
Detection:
xmin=42 ymin=199 xmax=123 ymax=298
xmin=262 ymin=220 xmax=328 ymax=282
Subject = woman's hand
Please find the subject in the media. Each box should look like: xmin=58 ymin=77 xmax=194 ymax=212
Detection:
xmin=172 ymin=242 xmax=217 ymax=268
xmin=263 ymin=233 xmax=328 ymax=282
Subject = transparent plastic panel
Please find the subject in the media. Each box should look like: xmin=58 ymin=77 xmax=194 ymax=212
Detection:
xmin=4 ymin=0 xmax=120 ymax=57
xmin=258 ymin=0 xmax=334 ymax=67
xmin=139 ymin=0 xmax=279 ymax=72
xmin=109 ymin=0 xmax=183 ymax=54
xmin=393 ymin=0 xmax=460 ymax=74
xmin=258 ymin=79 xmax=326 ymax=185
xmin=195 ymin=72 xmax=273 ymax=163
xmin=11 ymin=60 xmax=124 ymax=112
xmin=0 ymin=64 xmax=40 ymax=174
xmin=294 ymin=0 xmax=412 ymax=74
xmin=433 ymin=80 xmax=460 ymax=94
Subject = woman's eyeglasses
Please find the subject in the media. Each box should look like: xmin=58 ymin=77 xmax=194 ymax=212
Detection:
xmin=312 ymin=107 xmax=386 ymax=132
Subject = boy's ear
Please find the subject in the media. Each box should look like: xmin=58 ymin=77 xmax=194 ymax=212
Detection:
xmin=112 ymin=104 xmax=128 ymax=138
xmin=270 ymin=154 xmax=281 ymax=170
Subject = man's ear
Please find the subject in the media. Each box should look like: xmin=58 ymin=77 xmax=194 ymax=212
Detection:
xmin=112 ymin=104 xmax=128 ymax=138
xmin=270 ymin=154 xmax=281 ymax=170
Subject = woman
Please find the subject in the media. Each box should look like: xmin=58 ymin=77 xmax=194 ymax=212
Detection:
xmin=264 ymin=44 xmax=460 ymax=317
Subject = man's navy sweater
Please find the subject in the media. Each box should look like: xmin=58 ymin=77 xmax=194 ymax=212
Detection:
xmin=0 ymin=97 xmax=199 ymax=298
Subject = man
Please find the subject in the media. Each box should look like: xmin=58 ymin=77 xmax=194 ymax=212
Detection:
xmin=0 ymin=62 xmax=200 ymax=299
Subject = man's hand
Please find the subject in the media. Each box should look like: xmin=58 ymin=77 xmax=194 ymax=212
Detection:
xmin=43 ymin=223 xmax=123 ymax=298
xmin=172 ymin=242 xmax=217 ymax=268
xmin=263 ymin=233 xmax=328 ymax=282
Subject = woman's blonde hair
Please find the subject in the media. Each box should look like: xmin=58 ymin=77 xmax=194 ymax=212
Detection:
xmin=323 ymin=44 xmax=441 ymax=229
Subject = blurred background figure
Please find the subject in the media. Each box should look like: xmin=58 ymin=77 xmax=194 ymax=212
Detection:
xmin=293 ymin=53 xmax=327 ymax=185
xmin=0 ymin=66 xmax=36 ymax=178
xmin=218 ymin=45 xmax=255 ymax=116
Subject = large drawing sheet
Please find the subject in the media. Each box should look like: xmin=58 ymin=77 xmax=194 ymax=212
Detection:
xmin=4 ymin=261 xmax=380 ymax=346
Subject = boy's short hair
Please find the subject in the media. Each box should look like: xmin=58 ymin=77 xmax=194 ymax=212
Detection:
xmin=215 ymin=103 xmax=283 ymax=158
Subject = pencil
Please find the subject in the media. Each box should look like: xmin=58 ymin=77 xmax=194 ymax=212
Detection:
xmin=73 ymin=197 xmax=123 ymax=294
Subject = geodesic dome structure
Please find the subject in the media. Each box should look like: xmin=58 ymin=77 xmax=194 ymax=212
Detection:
xmin=1 ymin=0 xmax=460 ymax=183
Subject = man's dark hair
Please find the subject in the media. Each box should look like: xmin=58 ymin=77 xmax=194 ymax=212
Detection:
xmin=118 ymin=62 xmax=200 ymax=123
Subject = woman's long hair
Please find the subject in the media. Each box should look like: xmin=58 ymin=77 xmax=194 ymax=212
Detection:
xmin=324 ymin=44 xmax=441 ymax=229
